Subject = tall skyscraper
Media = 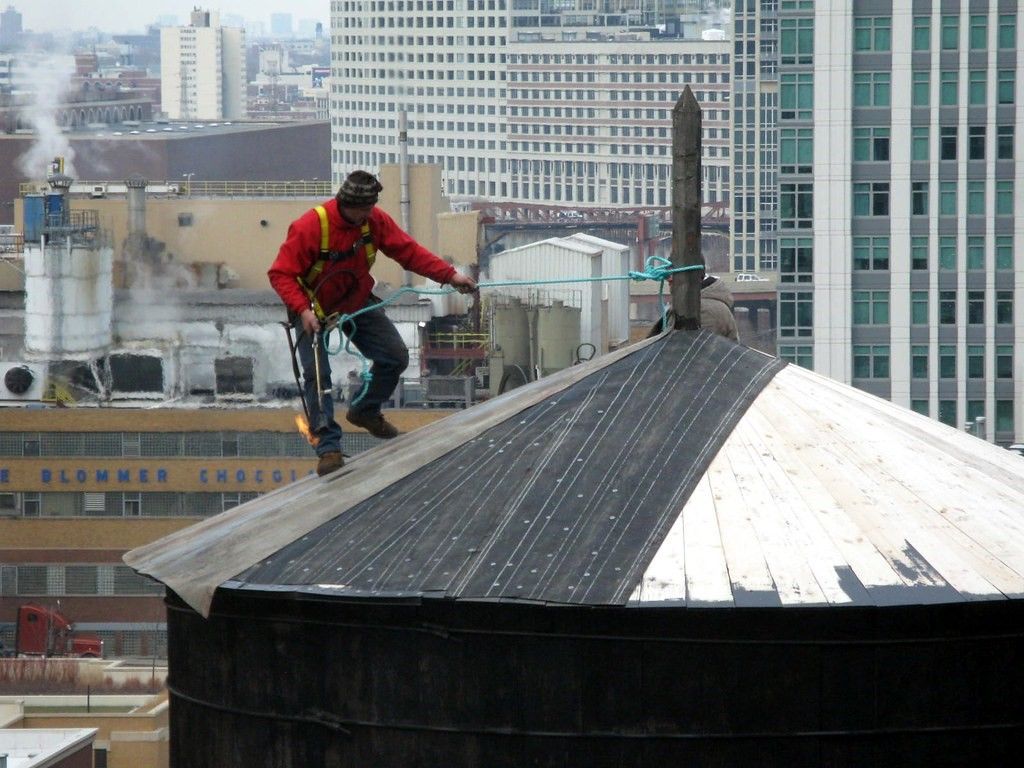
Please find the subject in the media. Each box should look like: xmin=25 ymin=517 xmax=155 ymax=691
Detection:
xmin=329 ymin=1 xmax=733 ymax=212
xmin=730 ymin=0 xmax=780 ymax=273
xmin=774 ymin=0 xmax=1022 ymax=444
xmin=0 ymin=5 xmax=22 ymax=50
xmin=160 ymin=8 xmax=246 ymax=121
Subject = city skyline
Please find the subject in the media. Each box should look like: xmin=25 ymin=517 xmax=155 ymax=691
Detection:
xmin=15 ymin=1 xmax=327 ymax=34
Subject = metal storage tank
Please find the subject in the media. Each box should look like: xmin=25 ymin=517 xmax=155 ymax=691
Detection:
xmin=535 ymin=299 xmax=581 ymax=374
xmin=490 ymin=296 xmax=531 ymax=371
xmin=127 ymin=331 xmax=1024 ymax=767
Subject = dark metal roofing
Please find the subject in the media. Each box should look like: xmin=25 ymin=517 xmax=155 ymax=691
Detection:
xmin=232 ymin=331 xmax=784 ymax=604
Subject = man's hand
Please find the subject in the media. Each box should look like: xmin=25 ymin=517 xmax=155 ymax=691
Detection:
xmin=299 ymin=308 xmax=321 ymax=335
xmin=449 ymin=272 xmax=478 ymax=294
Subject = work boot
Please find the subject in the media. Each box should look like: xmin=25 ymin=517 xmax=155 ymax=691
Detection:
xmin=346 ymin=409 xmax=399 ymax=439
xmin=316 ymin=451 xmax=344 ymax=477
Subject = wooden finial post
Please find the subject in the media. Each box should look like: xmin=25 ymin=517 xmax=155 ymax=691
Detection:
xmin=670 ymin=85 xmax=703 ymax=329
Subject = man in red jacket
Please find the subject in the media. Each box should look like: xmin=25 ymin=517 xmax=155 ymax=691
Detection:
xmin=269 ymin=170 xmax=477 ymax=476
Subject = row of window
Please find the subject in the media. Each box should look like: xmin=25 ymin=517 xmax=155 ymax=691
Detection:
xmin=858 ymin=290 xmax=1014 ymax=328
xmin=0 ymin=564 xmax=163 ymax=597
xmin=854 ymin=180 xmax=1015 ymax=218
xmin=781 ymin=234 xmax=1016 ymax=281
xmin=910 ymin=70 xmax=1017 ymax=108
xmin=779 ymin=290 xmax=1015 ymax=338
xmin=910 ymin=344 xmax=1015 ymax=381
xmin=0 ymin=431 xmax=311 ymax=458
xmin=0 ymin=491 xmax=261 ymax=518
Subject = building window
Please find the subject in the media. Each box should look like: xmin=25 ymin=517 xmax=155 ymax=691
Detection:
xmin=780 ymin=128 xmax=813 ymax=173
xmin=996 ymin=345 xmax=1013 ymax=379
xmin=780 ymin=18 xmax=814 ymax=64
xmin=967 ymin=181 xmax=985 ymax=215
xmin=779 ymin=237 xmax=813 ymax=283
xmin=177 ymin=213 xmax=194 ymax=227
xmin=939 ymin=181 xmax=957 ymax=216
xmin=996 ymin=181 xmax=1014 ymax=215
xmin=941 ymin=15 xmax=959 ymax=50
xmin=854 ymin=16 xmax=891 ymax=52
xmin=780 ymin=73 xmax=813 ymax=119
xmin=779 ymin=291 xmax=813 ymax=338
xmin=966 ymin=401 xmax=987 ymax=429
xmin=996 ymin=291 xmax=1013 ymax=324
xmin=999 ymin=14 xmax=1017 ymax=48
xmin=939 ymin=126 xmax=957 ymax=160
xmin=853 ymin=290 xmax=889 ymax=325
xmin=124 ymin=493 xmax=141 ymax=516
xmin=911 ymin=181 xmax=929 ymax=215
xmin=911 ymin=292 xmax=929 ymax=325
xmin=853 ymin=126 xmax=890 ymax=162
xmin=780 ymin=183 xmax=813 ymax=228
xmin=853 ymin=345 xmax=890 ymax=379
xmin=911 ymin=400 xmax=930 ymax=416
xmin=778 ymin=345 xmax=813 ymax=369
xmin=996 ymin=235 xmax=1014 ymax=270
xmin=853 ymin=72 xmax=891 ymax=107
xmin=939 ymin=291 xmax=957 ymax=324
xmin=911 ymin=236 xmax=929 ymax=270
xmin=938 ymin=399 xmax=957 ymax=427
xmin=968 ymin=126 xmax=986 ymax=159
xmin=912 ymin=71 xmax=930 ymax=107
xmin=969 ymin=14 xmax=988 ymax=49
xmin=966 ymin=236 xmax=985 ymax=271
xmin=996 ymin=401 xmax=1014 ymax=434
xmin=997 ymin=70 xmax=1015 ymax=104
xmin=997 ymin=126 xmax=1014 ymax=159
xmin=939 ymin=345 xmax=957 ymax=379
xmin=969 ymin=70 xmax=987 ymax=106
xmin=853 ymin=182 xmax=889 ymax=216
xmin=967 ymin=291 xmax=985 ymax=325
xmin=967 ymin=345 xmax=985 ymax=379
xmin=911 ymin=127 xmax=929 ymax=161
xmin=912 ymin=345 xmax=929 ymax=379
xmin=940 ymin=71 xmax=958 ymax=106
xmin=939 ymin=236 xmax=956 ymax=271
xmin=913 ymin=16 xmax=931 ymax=50
xmin=853 ymin=236 xmax=889 ymax=270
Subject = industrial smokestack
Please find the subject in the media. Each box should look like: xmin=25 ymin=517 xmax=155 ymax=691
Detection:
xmin=125 ymin=174 xmax=149 ymax=237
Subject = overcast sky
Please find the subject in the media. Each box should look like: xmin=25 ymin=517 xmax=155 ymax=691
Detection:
xmin=19 ymin=2 xmax=329 ymax=34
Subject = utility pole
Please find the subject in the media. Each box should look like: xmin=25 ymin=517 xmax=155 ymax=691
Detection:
xmin=670 ymin=85 xmax=702 ymax=329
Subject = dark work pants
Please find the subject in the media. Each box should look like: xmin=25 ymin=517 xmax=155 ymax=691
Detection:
xmin=295 ymin=301 xmax=409 ymax=456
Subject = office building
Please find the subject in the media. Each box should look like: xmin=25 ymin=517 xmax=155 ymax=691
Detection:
xmin=160 ymin=8 xmax=245 ymax=121
xmin=774 ymin=0 xmax=1022 ymax=444
xmin=0 ymin=5 xmax=21 ymax=50
xmin=329 ymin=1 xmax=733 ymax=212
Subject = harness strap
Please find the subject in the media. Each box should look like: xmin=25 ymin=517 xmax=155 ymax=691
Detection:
xmin=296 ymin=205 xmax=376 ymax=321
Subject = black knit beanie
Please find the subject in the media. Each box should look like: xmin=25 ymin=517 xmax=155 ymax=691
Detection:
xmin=336 ymin=170 xmax=383 ymax=207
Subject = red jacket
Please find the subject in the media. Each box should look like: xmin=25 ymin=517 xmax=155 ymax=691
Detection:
xmin=268 ymin=199 xmax=457 ymax=317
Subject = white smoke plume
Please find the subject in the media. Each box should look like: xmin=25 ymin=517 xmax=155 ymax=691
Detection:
xmin=13 ymin=53 xmax=77 ymax=179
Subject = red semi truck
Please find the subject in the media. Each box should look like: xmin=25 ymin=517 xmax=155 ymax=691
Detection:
xmin=11 ymin=603 xmax=103 ymax=658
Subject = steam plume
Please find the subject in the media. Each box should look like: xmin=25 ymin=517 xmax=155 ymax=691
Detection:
xmin=14 ymin=53 xmax=77 ymax=178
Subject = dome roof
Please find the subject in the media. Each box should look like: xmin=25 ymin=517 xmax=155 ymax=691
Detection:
xmin=126 ymin=330 xmax=1024 ymax=616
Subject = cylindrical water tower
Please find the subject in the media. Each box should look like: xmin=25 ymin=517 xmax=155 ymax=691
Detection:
xmin=128 ymin=332 xmax=1024 ymax=767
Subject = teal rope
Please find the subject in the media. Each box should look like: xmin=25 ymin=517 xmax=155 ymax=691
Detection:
xmin=325 ymin=256 xmax=704 ymax=407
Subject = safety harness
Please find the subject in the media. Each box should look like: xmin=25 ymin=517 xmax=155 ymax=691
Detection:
xmin=296 ymin=204 xmax=377 ymax=322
